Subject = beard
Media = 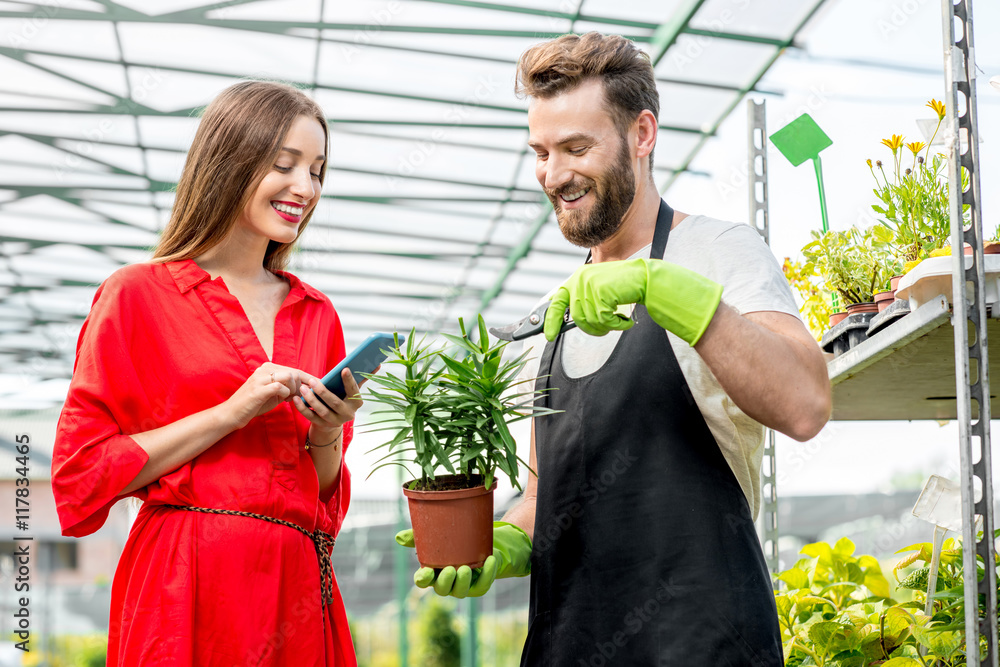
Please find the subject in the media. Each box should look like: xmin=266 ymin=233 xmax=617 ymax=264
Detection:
xmin=547 ymin=138 xmax=637 ymax=249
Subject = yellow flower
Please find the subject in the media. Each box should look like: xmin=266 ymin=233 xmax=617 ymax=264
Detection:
xmin=906 ymin=141 xmax=925 ymax=155
xmin=881 ymin=134 xmax=904 ymax=153
xmin=927 ymin=99 xmax=946 ymax=120
xmin=929 ymin=247 xmax=951 ymax=257
xmin=903 ymin=259 xmax=923 ymax=273
xmin=866 ymin=158 xmax=873 ymax=168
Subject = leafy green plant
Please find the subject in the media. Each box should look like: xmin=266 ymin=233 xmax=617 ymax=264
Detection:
xmin=783 ymin=256 xmax=834 ymax=340
xmin=362 ymin=315 xmax=556 ymax=492
xmin=868 ymin=100 xmax=969 ymax=267
xmin=18 ymin=634 xmax=107 ymax=667
xmin=776 ymin=531 xmax=1000 ymax=666
xmin=418 ymin=598 xmax=461 ymax=667
xmin=775 ymin=537 xmax=895 ymax=667
xmin=801 ymin=226 xmax=899 ymax=306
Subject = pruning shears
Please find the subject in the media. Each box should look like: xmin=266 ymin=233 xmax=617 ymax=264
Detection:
xmin=488 ymin=300 xmax=577 ymax=341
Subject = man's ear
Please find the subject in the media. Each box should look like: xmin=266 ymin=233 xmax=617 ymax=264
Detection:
xmin=634 ymin=109 xmax=658 ymax=174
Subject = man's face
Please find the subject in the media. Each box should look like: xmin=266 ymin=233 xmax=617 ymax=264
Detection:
xmin=527 ymin=78 xmax=636 ymax=248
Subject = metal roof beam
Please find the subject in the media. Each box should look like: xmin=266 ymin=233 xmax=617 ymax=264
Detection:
xmin=662 ymin=0 xmax=828 ymax=192
xmin=333 ymin=166 xmax=538 ymax=194
xmin=649 ymin=0 xmax=707 ymax=65
xmin=0 ymin=11 xmax=645 ymax=38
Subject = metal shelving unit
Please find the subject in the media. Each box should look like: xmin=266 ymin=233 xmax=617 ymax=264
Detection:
xmin=753 ymin=2 xmax=997 ymax=660
xmin=821 ymin=2 xmax=998 ymax=662
xmin=941 ymin=0 xmax=997 ymax=662
xmin=747 ymin=98 xmax=780 ymax=580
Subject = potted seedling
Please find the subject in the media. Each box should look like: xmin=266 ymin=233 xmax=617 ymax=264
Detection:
xmin=801 ymin=226 xmax=899 ymax=355
xmin=868 ymin=100 xmax=971 ymax=276
xmin=802 ymin=226 xmax=896 ymax=314
xmin=362 ymin=316 xmax=555 ymax=569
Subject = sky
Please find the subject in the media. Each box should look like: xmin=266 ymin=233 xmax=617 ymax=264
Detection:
xmin=347 ymin=0 xmax=1000 ymax=504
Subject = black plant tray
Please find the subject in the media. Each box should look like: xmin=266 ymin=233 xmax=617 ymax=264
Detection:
xmin=821 ymin=312 xmax=877 ymax=358
xmin=866 ymin=299 xmax=911 ymax=337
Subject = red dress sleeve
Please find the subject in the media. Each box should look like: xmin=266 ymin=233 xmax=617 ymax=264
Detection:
xmin=51 ymin=272 xmax=150 ymax=537
xmin=318 ymin=305 xmax=352 ymax=536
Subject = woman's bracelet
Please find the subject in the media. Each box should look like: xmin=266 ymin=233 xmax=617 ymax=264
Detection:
xmin=305 ymin=429 xmax=343 ymax=451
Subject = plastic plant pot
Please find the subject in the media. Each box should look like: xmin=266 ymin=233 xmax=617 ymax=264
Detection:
xmin=873 ymin=291 xmax=895 ymax=312
xmin=845 ymin=302 xmax=878 ymax=316
xmin=402 ymin=474 xmax=496 ymax=569
xmin=829 ymin=311 xmax=848 ymax=327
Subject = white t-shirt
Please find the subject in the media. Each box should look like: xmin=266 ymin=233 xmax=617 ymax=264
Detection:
xmin=518 ymin=214 xmax=800 ymax=520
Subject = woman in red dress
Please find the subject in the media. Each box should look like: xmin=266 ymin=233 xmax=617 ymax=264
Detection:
xmin=51 ymin=81 xmax=360 ymax=666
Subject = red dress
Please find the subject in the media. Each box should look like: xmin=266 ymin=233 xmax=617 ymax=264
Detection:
xmin=51 ymin=259 xmax=357 ymax=666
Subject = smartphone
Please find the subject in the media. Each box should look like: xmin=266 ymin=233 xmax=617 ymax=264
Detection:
xmin=316 ymin=332 xmax=402 ymax=408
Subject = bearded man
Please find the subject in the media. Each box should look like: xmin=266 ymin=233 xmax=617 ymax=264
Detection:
xmin=399 ymin=32 xmax=831 ymax=666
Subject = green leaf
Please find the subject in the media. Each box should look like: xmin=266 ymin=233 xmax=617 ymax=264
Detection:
xmin=882 ymin=607 xmax=913 ymax=643
xmin=897 ymin=567 xmax=929 ymax=591
xmin=802 ymin=541 xmax=834 ymax=567
xmin=833 ymin=537 xmax=856 ymax=558
xmin=912 ymin=624 xmax=962 ymax=659
xmin=880 ymin=658 xmax=923 ymax=667
xmin=808 ymin=621 xmax=843 ymax=652
xmin=778 ymin=568 xmax=810 ymax=590
xmin=863 ymin=568 xmax=891 ymax=599
xmin=793 ymin=593 xmax=836 ymax=611
xmin=830 ymin=649 xmax=864 ymax=667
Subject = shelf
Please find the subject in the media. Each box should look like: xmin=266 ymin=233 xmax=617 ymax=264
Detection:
xmin=828 ymin=294 xmax=1000 ymax=420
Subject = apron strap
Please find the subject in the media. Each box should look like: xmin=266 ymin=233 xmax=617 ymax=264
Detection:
xmin=650 ymin=198 xmax=674 ymax=259
xmin=538 ymin=199 xmax=677 ymax=405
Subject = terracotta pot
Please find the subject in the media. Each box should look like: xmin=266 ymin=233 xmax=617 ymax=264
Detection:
xmin=845 ymin=302 xmax=878 ymax=315
xmin=403 ymin=474 xmax=496 ymax=568
xmin=890 ymin=275 xmax=904 ymax=292
xmin=984 ymin=242 xmax=1000 ymax=255
xmin=873 ymin=291 xmax=896 ymax=312
xmin=829 ymin=311 xmax=848 ymax=327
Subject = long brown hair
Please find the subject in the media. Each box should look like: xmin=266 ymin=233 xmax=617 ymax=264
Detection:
xmin=515 ymin=32 xmax=659 ymax=170
xmin=152 ymin=80 xmax=329 ymax=271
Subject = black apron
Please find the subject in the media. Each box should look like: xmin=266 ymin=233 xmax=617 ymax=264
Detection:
xmin=522 ymin=200 xmax=783 ymax=667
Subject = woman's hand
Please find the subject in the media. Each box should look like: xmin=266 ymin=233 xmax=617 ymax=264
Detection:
xmin=292 ymin=367 xmax=371 ymax=440
xmin=221 ymin=362 xmax=308 ymax=431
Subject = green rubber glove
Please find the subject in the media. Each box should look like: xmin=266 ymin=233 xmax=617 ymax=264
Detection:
xmin=544 ymin=258 xmax=723 ymax=346
xmin=394 ymin=521 xmax=532 ymax=599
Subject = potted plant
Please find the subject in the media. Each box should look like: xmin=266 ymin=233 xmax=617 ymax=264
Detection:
xmin=362 ymin=316 xmax=555 ymax=569
xmin=801 ymin=225 xmax=897 ymax=315
xmin=868 ymin=99 xmax=971 ymax=276
xmin=782 ymin=256 xmax=836 ymax=339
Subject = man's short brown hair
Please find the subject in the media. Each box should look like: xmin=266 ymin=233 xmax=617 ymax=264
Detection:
xmin=515 ymin=32 xmax=660 ymax=170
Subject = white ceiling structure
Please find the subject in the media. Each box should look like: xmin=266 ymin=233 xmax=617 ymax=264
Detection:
xmin=0 ymin=0 xmax=831 ymax=408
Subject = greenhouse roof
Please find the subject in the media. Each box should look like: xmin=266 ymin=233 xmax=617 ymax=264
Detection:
xmin=0 ymin=0 xmax=829 ymax=408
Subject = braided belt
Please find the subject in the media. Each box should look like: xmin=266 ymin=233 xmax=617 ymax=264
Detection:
xmin=164 ymin=504 xmax=336 ymax=605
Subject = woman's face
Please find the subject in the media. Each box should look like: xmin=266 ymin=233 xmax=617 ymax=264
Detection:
xmin=240 ymin=114 xmax=326 ymax=245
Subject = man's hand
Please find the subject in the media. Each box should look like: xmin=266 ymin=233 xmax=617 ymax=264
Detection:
xmin=544 ymin=258 xmax=724 ymax=346
xmin=395 ymin=521 xmax=532 ymax=599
